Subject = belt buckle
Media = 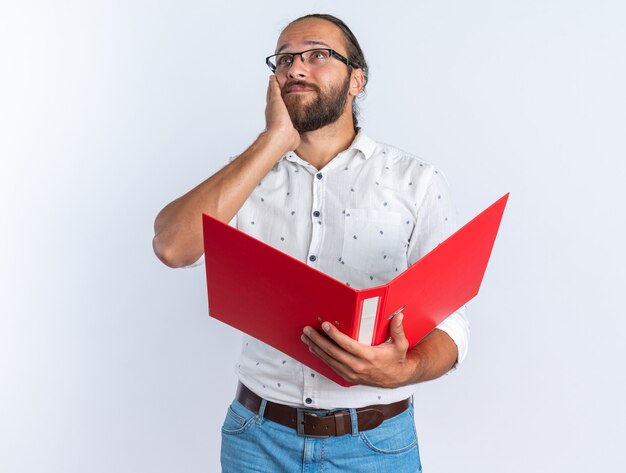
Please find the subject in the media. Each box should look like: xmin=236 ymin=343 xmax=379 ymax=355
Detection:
xmin=296 ymin=408 xmax=331 ymax=438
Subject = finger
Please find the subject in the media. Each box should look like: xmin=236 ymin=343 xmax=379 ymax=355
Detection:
xmin=266 ymin=76 xmax=271 ymax=102
xmin=302 ymin=334 xmax=354 ymax=380
xmin=301 ymin=333 xmax=341 ymax=364
xmin=302 ymin=327 xmax=361 ymax=366
xmin=267 ymin=75 xmax=281 ymax=100
xmin=269 ymin=75 xmax=282 ymax=97
xmin=319 ymin=322 xmax=369 ymax=357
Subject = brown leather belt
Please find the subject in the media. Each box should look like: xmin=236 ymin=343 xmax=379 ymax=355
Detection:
xmin=236 ymin=382 xmax=410 ymax=438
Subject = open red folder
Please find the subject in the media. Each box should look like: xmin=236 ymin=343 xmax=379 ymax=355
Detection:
xmin=202 ymin=193 xmax=508 ymax=387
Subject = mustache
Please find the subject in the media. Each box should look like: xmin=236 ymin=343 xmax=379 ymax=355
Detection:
xmin=282 ymin=80 xmax=320 ymax=94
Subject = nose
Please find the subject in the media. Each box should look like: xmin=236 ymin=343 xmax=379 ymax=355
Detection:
xmin=287 ymin=54 xmax=307 ymax=79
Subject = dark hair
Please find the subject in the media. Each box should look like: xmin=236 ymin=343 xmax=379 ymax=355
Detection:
xmin=287 ymin=13 xmax=369 ymax=129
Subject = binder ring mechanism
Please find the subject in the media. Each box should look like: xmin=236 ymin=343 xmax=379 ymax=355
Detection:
xmin=384 ymin=305 xmax=406 ymax=343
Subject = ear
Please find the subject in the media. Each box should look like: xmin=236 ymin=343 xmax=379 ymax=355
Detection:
xmin=348 ymin=68 xmax=365 ymax=97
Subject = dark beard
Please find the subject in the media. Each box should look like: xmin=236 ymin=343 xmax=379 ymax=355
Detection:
xmin=283 ymin=76 xmax=351 ymax=133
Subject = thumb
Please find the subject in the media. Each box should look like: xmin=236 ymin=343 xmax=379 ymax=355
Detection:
xmin=390 ymin=313 xmax=409 ymax=349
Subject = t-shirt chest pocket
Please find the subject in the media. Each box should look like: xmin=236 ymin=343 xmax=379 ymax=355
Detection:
xmin=341 ymin=209 xmax=402 ymax=274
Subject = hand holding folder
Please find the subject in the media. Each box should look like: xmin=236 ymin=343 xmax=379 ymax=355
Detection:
xmin=202 ymin=193 xmax=508 ymax=387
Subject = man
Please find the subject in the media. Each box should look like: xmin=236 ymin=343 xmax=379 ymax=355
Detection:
xmin=153 ymin=13 xmax=469 ymax=472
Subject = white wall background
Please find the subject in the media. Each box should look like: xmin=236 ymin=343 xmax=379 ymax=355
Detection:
xmin=2 ymin=1 xmax=625 ymax=471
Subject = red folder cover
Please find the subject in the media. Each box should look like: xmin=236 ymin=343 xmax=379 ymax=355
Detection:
xmin=203 ymin=193 xmax=508 ymax=387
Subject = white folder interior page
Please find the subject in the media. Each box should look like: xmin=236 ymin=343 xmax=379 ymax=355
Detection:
xmin=357 ymin=296 xmax=379 ymax=345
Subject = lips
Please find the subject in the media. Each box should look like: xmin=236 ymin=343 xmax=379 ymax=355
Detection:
xmin=286 ymin=86 xmax=312 ymax=93
xmin=283 ymin=81 xmax=318 ymax=95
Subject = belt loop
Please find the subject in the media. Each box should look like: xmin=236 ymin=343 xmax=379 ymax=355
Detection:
xmin=257 ymin=399 xmax=267 ymax=424
xmin=349 ymin=408 xmax=359 ymax=436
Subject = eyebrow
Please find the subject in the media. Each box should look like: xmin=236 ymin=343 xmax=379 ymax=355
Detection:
xmin=276 ymin=40 xmax=333 ymax=54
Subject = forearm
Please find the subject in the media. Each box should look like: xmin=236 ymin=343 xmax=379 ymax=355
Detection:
xmin=402 ymin=329 xmax=459 ymax=385
xmin=152 ymin=132 xmax=289 ymax=267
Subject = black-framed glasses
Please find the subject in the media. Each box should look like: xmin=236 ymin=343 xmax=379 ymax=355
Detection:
xmin=265 ymin=48 xmax=355 ymax=73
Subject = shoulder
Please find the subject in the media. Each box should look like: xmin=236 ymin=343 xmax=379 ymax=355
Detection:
xmin=366 ymin=137 xmax=444 ymax=184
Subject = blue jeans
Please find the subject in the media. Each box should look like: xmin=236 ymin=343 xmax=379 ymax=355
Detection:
xmin=220 ymin=398 xmax=422 ymax=472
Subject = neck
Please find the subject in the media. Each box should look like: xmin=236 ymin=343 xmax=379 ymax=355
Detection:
xmin=294 ymin=112 xmax=357 ymax=170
